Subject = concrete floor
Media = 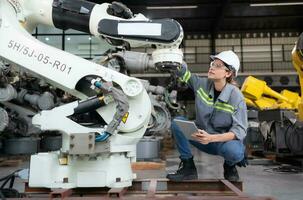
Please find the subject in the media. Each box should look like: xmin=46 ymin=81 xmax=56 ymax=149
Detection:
xmin=163 ymin=149 xmax=303 ymax=200
xmin=1 ymin=150 xmax=303 ymax=200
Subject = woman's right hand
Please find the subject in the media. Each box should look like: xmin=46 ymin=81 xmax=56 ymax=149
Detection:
xmin=192 ymin=129 xmax=214 ymax=145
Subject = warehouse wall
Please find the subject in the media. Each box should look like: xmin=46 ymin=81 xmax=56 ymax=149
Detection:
xmin=183 ymin=33 xmax=298 ymax=73
xmin=33 ymin=25 xmax=112 ymax=59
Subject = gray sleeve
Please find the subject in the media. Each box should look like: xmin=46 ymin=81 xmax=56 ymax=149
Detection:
xmin=229 ymin=100 xmax=248 ymax=141
xmin=177 ymin=62 xmax=204 ymax=91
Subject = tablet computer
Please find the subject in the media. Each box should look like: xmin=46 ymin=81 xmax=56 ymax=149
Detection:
xmin=173 ymin=119 xmax=199 ymax=139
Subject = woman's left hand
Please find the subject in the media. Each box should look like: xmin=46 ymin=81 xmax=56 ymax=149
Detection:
xmin=192 ymin=129 xmax=214 ymax=145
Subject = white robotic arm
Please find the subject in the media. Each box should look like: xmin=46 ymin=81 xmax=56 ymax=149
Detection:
xmin=15 ymin=0 xmax=184 ymax=69
xmin=0 ymin=0 xmax=183 ymax=189
xmin=1 ymin=0 xmax=147 ymax=131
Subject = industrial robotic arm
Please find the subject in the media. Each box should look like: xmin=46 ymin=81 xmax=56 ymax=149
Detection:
xmin=16 ymin=0 xmax=183 ymax=70
xmin=0 ymin=0 xmax=184 ymax=188
xmin=292 ymin=33 xmax=303 ymax=121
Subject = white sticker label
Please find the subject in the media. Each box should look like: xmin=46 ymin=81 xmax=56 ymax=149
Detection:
xmin=118 ymin=23 xmax=161 ymax=36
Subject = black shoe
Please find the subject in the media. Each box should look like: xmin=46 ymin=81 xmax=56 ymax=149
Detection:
xmin=223 ymin=162 xmax=239 ymax=182
xmin=236 ymin=156 xmax=248 ymax=167
xmin=166 ymin=157 xmax=198 ymax=181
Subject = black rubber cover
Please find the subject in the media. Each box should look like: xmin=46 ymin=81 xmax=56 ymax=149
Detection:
xmin=74 ymin=96 xmax=105 ymax=114
xmin=52 ymin=0 xmax=96 ymax=33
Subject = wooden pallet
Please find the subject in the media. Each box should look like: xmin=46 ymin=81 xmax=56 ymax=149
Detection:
xmin=0 ymin=157 xmax=22 ymax=167
xmin=131 ymin=162 xmax=166 ymax=170
xmin=18 ymin=179 xmax=276 ymax=200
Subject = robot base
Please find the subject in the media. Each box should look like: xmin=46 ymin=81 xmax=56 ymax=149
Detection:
xmin=29 ymin=152 xmax=135 ymax=188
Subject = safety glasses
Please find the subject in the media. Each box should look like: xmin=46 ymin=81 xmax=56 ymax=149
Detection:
xmin=209 ymin=61 xmax=230 ymax=71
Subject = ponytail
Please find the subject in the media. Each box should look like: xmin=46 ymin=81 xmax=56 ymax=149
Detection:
xmin=226 ymin=70 xmax=239 ymax=87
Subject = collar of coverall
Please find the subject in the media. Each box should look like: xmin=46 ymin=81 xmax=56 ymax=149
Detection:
xmin=208 ymin=81 xmax=234 ymax=103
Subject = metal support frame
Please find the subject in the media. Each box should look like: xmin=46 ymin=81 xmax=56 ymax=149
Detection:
xmin=210 ymin=0 xmax=231 ymax=55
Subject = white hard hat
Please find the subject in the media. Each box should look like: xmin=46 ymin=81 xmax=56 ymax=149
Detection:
xmin=210 ymin=50 xmax=240 ymax=77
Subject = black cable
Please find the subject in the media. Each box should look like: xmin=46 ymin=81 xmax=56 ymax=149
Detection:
xmin=0 ymin=173 xmax=14 ymax=182
xmin=8 ymin=176 xmax=15 ymax=189
xmin=0 ymin=177 xmax=12 ymax=189
xmin=0 ymin=170 xmax=21 ymax=198
xmin=0 ymin=189 xmax=20 ymax=198
xmin=0 ymin=170 xmax=21 ymax=189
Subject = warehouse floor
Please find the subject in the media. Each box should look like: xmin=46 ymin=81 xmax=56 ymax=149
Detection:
xmin=1 ymin=150 xmax=303 ymax=200
xmin=164 ymin=150 xmax=303 ymax=200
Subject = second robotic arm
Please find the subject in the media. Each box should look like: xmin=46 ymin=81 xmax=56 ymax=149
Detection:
xmin=15 ymin=0 xmax=184 ymax=70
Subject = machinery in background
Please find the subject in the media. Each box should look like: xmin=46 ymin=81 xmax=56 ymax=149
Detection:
xmin=241 ymin=33 xmax=303 ymax=156
xmin=242 ymin=76 xmax=300 ymax=110
xmin=0 ymin=0 xmax=184 ymax=188
xmin=258 ymin=109 xmax=302 ymax=155
xmin=0 ymin=62 xmax=61 ymax=154
xmin=244 ymin=110 xmax=264 ymax=153
xmin=292 ymin=33 xmax=303 ymax=121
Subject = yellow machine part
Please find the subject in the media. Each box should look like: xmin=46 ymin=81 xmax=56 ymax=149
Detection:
xmin=242 ymin=33 xmax=303 ymax=120
xmin=277 ymin=101 xmax=294 ymax=109
xmin=292 ymin=34 xmax=303 ymax=121
xmin=244 ymin=97 xmax=257 ymax=107
xmin=280 ymin=89 xmax=300 ymax=108
xmin=241 ymin=76 xmax=266 ymax=100
xmin=254 ymin=97 xmax=278 ymax=110
xmin=299 ymin=104 xmax=303 ymax=120
xmin=241 ymin=76 xmax=290 ymax=103
xmin=241 ymin=77 xmax=300 ymax=110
